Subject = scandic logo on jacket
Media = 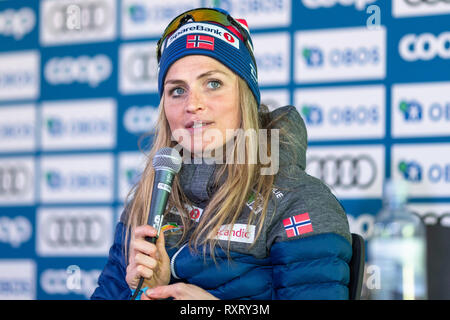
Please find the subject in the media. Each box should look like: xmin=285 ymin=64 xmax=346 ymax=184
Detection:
xmin=215 ymin=224 xmax=256 ymax=244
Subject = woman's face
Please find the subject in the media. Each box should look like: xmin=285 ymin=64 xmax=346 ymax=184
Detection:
xmin=163 ymin=55 xmax=241 ymax=154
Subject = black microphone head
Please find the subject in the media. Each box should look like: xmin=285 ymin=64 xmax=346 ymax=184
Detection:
xmin=152 ymin=147 xmax=182 ymax=173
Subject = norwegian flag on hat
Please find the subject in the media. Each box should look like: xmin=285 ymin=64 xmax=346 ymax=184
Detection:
xmin=283 ymin=213 xmax=313 ymax=238
xmin=186 ymin=34 xmax=215 ymax=50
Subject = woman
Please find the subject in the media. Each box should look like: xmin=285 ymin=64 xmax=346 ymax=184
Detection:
xmin=91 ymin=7 xmax=352 ymax=300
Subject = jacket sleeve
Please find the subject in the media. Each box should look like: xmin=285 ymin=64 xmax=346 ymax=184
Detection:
xmin=90 ymin=222 xmax=131 ymax=300
xmin=267 ymin=174 xmax=353 ymax=300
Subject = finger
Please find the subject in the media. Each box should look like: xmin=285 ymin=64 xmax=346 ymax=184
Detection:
xmin=135 ymin=252 xmax=157 ymax=270
xmin=133 ymin=239 xmax=157 ymax=257
xmin=136 ymin=264 xmax=154 ymax=279
xmin=155 ymin=231 xmax=167 ymax=259
xmin=146 ymin=283 xmax=185 ymax=300
xmin=134 ymin=225 xmax=157 ymax=240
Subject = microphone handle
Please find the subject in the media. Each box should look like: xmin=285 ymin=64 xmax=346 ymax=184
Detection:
xmin=131 ymin=169 xmax=174 ymax=300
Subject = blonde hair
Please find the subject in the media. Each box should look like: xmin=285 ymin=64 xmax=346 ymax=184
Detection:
xmin=123 ymin=78 xmax=283 ymax=261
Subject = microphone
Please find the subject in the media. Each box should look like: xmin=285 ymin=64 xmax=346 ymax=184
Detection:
xmin=131 ymin=147 xmax=182 ymax=300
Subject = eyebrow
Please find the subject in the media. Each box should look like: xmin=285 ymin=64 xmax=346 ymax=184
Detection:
xmin=164 ymin=69 xmax=231 ymax=86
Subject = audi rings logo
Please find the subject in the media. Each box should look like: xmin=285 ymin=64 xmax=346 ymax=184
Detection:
xmin=399 ymin=32 xmax=450 ymax=61
xmin=307 ymin=155 xmax=377 ymax=189
xmin=43 ymin=215 xmax=106 ymax=248
xmin=44 ymin=55 xmax=112 ymax=87
xmin=0 ymin=166 xmax=30 ymax=196
xmin=126 ymin=51 xmax=158 ymax=84
xmin=44 ymin=1 xmax=110 ymax=34
xmin=0 ymin=7 xmax=36 ymax=40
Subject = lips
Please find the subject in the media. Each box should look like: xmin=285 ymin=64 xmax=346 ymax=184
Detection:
xmin=185 ymin=120 xmax=214 ymax=132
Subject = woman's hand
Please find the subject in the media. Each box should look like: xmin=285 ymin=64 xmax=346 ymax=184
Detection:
xmin=141 ymin=283 xmax=219 ymax=300
xmin=125 ymin=225 xmax=171 ymax=290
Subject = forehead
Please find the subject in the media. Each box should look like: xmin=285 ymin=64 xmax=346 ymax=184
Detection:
xmin=166 ymin=55 xmax=235 ymax=79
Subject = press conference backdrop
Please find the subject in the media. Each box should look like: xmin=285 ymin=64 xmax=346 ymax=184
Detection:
xmin=1 ymin=0 xmax=450 ymax=300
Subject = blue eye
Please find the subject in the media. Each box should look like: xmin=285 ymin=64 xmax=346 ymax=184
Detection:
xmin=171 ymin=87 xmax=185 ymax=96
xmin=207 ymin=80 xmax=221 ymax=90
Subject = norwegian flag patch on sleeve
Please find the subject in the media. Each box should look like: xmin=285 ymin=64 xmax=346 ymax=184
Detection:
xmin=283 ymin=213 xmax=313 ymax=238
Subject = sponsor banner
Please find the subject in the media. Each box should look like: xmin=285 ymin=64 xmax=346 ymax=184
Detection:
xmin=392 ymin=81 xmax=450 ymax=138
xmin=295 ymin=26 xmax=386 ymax=83
xmin=0 ymin=50 xmax=40 ymax=101
xmin=215 ymin=223 xmax=256 ymax=244
xmin=39 ymin=0 xmax=116 ymax=46
xmin=0 ymin=157 xmax=35 ymax=205
xmin=407 ymin=203 xmax=450 ymax=226
xmin=123 ymin=105 xmax=159 ymax=134
xmin=0 ymin=6 xmax=36 ymax=40
xmin=36 ymin=206 xmax=113 ymax=256
xmin=39 ymin=265 xmax=102 ymax=299
xmin=301 ymin=0 xmax=378 ymax=11
xmin=121 ymin=0 xmax=199 ymax=39
xmin=41 ymin=99 xmax=116 ymax=151
xmin=44 ymin=54 xmax=113 ymax=88
xmin=119 ymin=41 xmax=158 ymax=94
xmin=392 ymin=143 xmax=450 ymax=198
xmin=260 ymin=89 xmax=290 ymax=111
xmin=203 ymin=0 xmax=292 ymax=28
xmin=393 ymin=0 xmax=450 ymax=18
xmin=306 ymin=145 xmax=385 ymax=199
xmin=0 ymin=104 xmax=36 ymax=153
xmin=39 ymin=153 xmax=114 ymax=203
xmin=118 ymin=151 xmax=147 ymax=202
xmin=399 ymin=31 xmax=450 ymax=62
xmin=252 ymin=32 xmax=290 ymax=86
xmin=0 ymin=215 xmax=33 ymax=249
xmin=0 ymin=260 xmax=36 ymax=300
xmin=295 ymin=85 xmax=385 ymax=140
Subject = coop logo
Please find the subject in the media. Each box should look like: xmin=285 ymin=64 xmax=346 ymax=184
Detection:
xmin=0 ymin=7 xmax=35 ymax=40
xmin=302 ymin=47 xmax=324 ymax=67
xmin=302 ymin=0 xmax=377 ymax=11
xmin=301 ymin=105 xmax=324 ymax=125
xmin=0 ymin=260 xmax=35 ymax=300
xmin=40 ymin=0 xmax=116 ymax=45
xmin=44 ymin=54 xmax=112 ymax=87
xmin=399 ymin=100 xmax=423 ymax=121
xmin=37 ymin=207 xmax=112 ymax=256
xmin=0 ymin=216 xmax=32 ymax=248
xmin=398 ymin=160 xmax=423 ymax=182
xmin=40 ymin=268 xmax=101 ymax=299
xmin=399 ymin=32 xmax=450 ymax=61
xmin=123 ymin=106 xmax=159 ymax=134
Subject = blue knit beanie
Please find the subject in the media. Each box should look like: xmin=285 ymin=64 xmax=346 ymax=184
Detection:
xmin=157 ymin=9 xmax=260 ymax=106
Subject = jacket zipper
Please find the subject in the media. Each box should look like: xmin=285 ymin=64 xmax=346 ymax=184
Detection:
xmin=170 ymin=242 xmax=188 ymax=279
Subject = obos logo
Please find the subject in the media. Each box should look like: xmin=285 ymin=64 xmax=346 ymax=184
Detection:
xmin=295 ymin=27 xmax=386 ymax=83
xmin=399 ymin=32 xmax=450 ymax=61
xmin=0 ymin=7 xmax=35 ymax=40
xmin=0 ymin=51 xmax=39 ymax=101
xmin=0 ymin=105 xmax=36 ymax=152
xmin=302 ymin=0 xmax=377 ymax=11
xmin=0 ymin=216 xmax=32 ymax=248
xmin=40 ymin=0 xmax=116 ymax=45
xmin=44 ymin=55 xmax=112 ymax=87
xmin=37 ymin=207 xmax=113 ymax=256
xmin=399 ymin=100 xmax=422 ymax=122
xmin=40 ymin=154 xmax=114 ymax=203
xmin=40 ymin=268 xmax=101 ymax=299
xmin=118 ymin=152 xmax=146 ymax=202
xmin=393 ymin=144 xmax=450 ymax=197
xmin=0 ymin=260 xmax=36 ymax=300
xmin=301 ymin=105 xmax=323 ymax=125
xmin=123 ymin=105 xmax=159 ymax=134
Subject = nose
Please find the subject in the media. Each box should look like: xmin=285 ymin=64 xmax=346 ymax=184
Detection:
xmin=185 ymin=89 xmax=205 ymax=113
